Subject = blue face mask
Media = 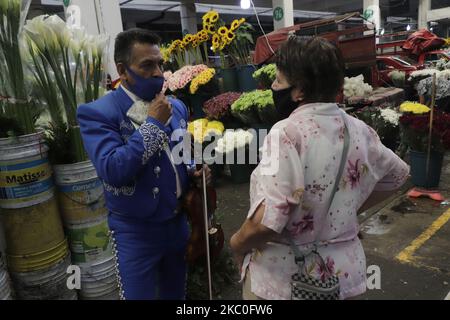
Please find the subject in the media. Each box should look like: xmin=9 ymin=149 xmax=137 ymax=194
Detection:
xmin=125 ymin=66 xmax=164 ymax=102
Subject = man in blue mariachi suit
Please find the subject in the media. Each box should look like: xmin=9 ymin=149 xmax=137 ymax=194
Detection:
xmin=77 ymin=29 xmax=210 ymax=300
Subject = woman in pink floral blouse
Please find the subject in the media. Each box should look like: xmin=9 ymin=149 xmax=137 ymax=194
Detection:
xmin=230 ymin=36 xmax=410 ymax=300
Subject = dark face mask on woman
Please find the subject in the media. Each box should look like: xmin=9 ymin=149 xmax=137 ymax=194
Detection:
xmin=125 ymin=66 xmax=164 ymax=102
xmin=271 ymin=87 xmax=300 ymax=121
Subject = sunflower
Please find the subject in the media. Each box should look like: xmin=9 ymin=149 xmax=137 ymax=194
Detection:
xmin=231 ymin=18 xmax=246 ymax=31
xmin=206 ymin=24 xmax=216 ymax=34
xmin=212 ymin=33 xmax=220 ymax=45
xmin=226 ymin=31 xmax=235 ymax=43
xmin=198 ymin=30 xmax=209 ymax=42
xmin=210 ymin=11 xmax=219 ymax=23
xmin=218 ymin=26 xmax=228 ymax=36
xmin=183 ymin=34 xmax=193 ymax=43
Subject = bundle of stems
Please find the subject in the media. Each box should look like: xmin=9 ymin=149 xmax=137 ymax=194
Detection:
xmin=0 ymin=0 xmax=35 ymax=134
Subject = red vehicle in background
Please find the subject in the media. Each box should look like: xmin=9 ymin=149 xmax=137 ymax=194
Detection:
xmin=374 ymin=55 xmax=419 ymax=86
xmin=376 ymin=30 xmax=449 ymax=69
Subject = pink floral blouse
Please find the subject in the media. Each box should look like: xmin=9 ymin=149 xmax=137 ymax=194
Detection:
xmin=241 ymin=103 xmax=409 ymax=300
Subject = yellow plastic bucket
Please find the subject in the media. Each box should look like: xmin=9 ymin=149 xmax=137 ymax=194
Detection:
xmin=1 ymin=197 xmax=65 ymax=258
xmin=6 ymin=238 xmax=69 ymax=273
xmin=0 ymin=132 xmax=65 ymax=264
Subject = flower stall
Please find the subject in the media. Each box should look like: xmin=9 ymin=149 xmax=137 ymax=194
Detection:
xmin=399 ymin=101 xmax=450 ymax=189
xmin=164 ymin=64 xmax=218 ymax=119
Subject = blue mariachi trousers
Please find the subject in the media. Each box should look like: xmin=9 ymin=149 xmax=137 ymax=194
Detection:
xmin=109 ymin=213 xmax=189 ymax=300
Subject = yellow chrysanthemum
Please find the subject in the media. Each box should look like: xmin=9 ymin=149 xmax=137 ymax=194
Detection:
xmin=399 ymin=101 xmax=431 ymax=114
xmin=190 ymin=68 xmax=216 ymax=94
xmin=187 ymin=118 xmax=215 ymax=143
xmin=207 ymin=121 xmax=225 ymax=134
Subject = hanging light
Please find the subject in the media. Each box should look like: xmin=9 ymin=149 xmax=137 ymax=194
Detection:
xmin=380 ymin=28 xmax=385 ymax=35
xmin=240 ymin=0 xmax=251 ymax=10
xmin=406 ymin=24 xmax=411 ymax=31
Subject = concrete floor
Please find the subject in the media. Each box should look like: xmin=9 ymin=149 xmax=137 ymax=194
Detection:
xmin=214 ymin=154 xmax=450 ymax=300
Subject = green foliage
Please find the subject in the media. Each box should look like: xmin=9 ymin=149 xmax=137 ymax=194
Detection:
xmin=229 ymin=23 xmax=255 ymax=66
xmin=253 ymin=64 xmax=276 ymax=89
xmin=231 ymin=90 xmax=274 ymax=113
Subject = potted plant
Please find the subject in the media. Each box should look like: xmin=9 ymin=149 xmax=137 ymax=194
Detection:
xmin=399 ymin=101 xmax=450 ymax=188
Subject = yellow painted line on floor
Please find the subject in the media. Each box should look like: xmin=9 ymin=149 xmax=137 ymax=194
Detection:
xmin=396 ymin=208 xmax=450 ymax=264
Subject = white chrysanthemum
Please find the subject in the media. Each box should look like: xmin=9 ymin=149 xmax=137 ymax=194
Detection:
xmin=215 ymin=129 xmax=254 ymax=154
xmin=343 ymin=74 xmax=373 ymax=98
xmin=380 ymin=108 xmax=400 ymax=126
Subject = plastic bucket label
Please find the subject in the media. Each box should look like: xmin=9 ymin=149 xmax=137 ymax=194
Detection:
xmin=65 ymin=219 xmax=112 ymax=264
xmin=0 ymin=158 xmax=54 ymax=209
xmin=57 ymin=177 xmax=107 ymax=224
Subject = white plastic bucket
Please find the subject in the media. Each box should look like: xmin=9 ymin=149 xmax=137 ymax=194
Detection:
xmin=10 ymin=253 xmax=77 ymax=300
xmin=78 ymin=255 xmax=119 ymax=300
xmin=0 ymin=132 xmax=54 ymax=209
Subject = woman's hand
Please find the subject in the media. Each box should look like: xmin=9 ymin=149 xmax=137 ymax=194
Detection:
xmin=230 ymin=232 xmax=246 ymax=271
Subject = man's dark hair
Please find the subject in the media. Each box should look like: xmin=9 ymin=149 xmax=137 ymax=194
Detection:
xmin=114 ymin=28 xmax=161 ymax=65
xmin=276 ymin=36 xmax=345 ymax=103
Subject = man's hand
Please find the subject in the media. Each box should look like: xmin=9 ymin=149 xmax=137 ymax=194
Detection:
xmin=147 ymin=93 xmax=172 ymax=125
xmin=192 ymin=165 xmax=212 ymax=188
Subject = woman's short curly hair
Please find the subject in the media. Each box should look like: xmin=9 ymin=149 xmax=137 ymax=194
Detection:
xmin=275 ymin=36 xmax=345 ymax=103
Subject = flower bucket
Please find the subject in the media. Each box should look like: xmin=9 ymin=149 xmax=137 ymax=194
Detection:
xmin=233 ymin=108 xmax=260 ymax=126
xmin=236 ymin=65 xmax=258 ymax=92
xmin=409 ymin=150 xmax=443 ymax=188
xmin=53 ymin=161 xmax=112 ymax=264
xmin=218 ymin=68 xmax=239 ymax=93
xmin=0 ymin=132 xmax=66 ymax=272
xmin=257 ymin=105 xmax=278 ymax=125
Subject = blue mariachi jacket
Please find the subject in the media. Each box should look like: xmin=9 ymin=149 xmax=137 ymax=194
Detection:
xmin=77 ymin=87 xmax=192 ymax=224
